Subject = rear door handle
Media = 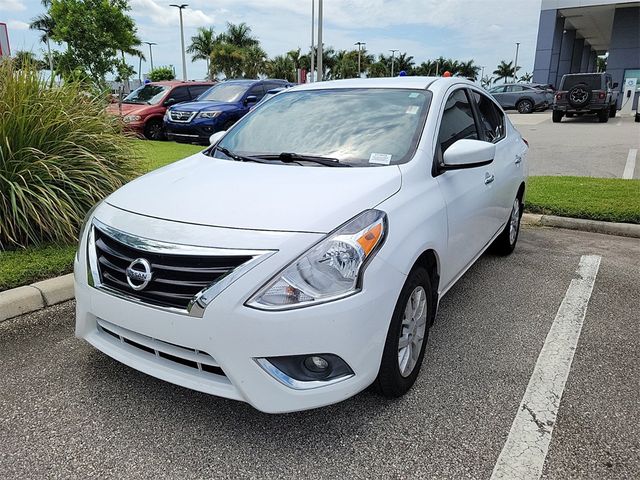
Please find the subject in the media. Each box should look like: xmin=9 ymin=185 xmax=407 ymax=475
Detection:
xmin=484 ymin=173 xmax=495 ymax=185
xmin=515 ymin=154 xmax=523 ymax=165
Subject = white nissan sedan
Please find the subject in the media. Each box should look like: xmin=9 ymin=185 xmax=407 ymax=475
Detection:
xmin=75 ymin=77 xmax=528 ymax=413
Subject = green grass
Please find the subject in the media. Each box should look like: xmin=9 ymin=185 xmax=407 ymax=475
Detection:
xmin=0 ymin=140 xmax=203 ymax=292
xmin=0 ymin=244 xmax=77 ymax=291
xmin=135 ymin=140 xmax=204 ymax=172
xmin=527 ymin=176 xmax=640 ymax=224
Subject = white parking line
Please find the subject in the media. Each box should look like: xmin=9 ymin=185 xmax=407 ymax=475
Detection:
xmin=490 ymin=255 xmax=601 ymax=480
xmin=623 ymin=149 xmax=637 ymax=179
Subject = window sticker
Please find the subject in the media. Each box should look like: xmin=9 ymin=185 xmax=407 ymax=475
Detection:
xmin=369 ymin=153 xmax=392 ymax=165
xmin=406 ymin=105 xmax=420 ymax=115
xmin=409 ymin=92 xmax=420 ymax=98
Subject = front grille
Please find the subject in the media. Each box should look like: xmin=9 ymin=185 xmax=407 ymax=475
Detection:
xmin=169 ymin=110 xmax=195 ymax=122
xmin=97 ymin=319 xmax=226 ymax=377
xmin=94 ymin=226 xmax=252 ymax=311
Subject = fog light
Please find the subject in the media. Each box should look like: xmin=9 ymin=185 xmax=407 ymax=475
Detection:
xmin=304 ymin=355 xmax=329 ymax=373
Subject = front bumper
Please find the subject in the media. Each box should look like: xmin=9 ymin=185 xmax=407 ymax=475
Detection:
xmin=165 ymin=120 xmax=221 ymax=144
xmin=74 ymin=204 xmax=405 ymax=413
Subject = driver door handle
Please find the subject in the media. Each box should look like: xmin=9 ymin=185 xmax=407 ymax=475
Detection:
xmin=484 ymin=173 xmax=495 ymax=185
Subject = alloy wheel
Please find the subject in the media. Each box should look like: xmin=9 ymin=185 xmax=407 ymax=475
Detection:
xmin=398 ymin=286 xmax=428 ymax=377
xmin=509 ymin=199 xmax=520 ymax=245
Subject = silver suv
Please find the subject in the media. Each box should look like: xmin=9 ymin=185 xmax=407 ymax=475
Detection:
xmin=488 ymin=83 xmax=553 ymax=114
xmin=553 ymin=73 xmax=619 ymax=123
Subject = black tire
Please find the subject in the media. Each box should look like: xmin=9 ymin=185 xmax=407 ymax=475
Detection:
xmin=491 ymin=194 xmax=523 ymax=256
xmin=516 ymin=99 xmax=534 ymax=114
xmin=598 ymin=109 xmax=609 ymax=123
xmin=609 ymin=105 xmax=617 ymax=118
xmin=144 ymin=118 xmax=165 ymax=140
xmin=552 ymin=110 xmax=563 ymax=123
xmin=374 ymin=267 xmax=434 ymax=398
xmin=566 ymin=112 xmax=575 ymax=118
xmin=567 ymin=84 xmax=592 ymax=108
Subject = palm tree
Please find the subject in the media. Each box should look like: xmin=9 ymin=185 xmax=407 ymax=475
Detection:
xmin=457 ymin=60 xmax=480 ymax=81
xmin=493 ymin=60 xmax=520 ymax=83
xmin=243 ymin=45 xmax=267 ymax=79
xmin=29 ymin=11 xmax=56 ymax=73
xmin=519 ymin=72 xmax=533 ymax=82
xmin=395 ymin=52 xmax=415 ymax=74
xmin=481 ymin=76 xmax=494 ymax=88
xmin=210 ymin=43 xmax=245 ymax=79
xmin=220 ymin=22 xmax=259 ymax=48
xmin=187 ymin=27 xmax=216 ymax=75
xmin=266 ymin=55 xmax=295 ymax=82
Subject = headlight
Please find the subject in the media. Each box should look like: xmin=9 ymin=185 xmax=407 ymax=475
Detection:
xmin=123 ymin=114 xmax=142 ymax=123
xmin=198 ymin=111 xmax=222 ymax=119
xmin=76 ymin=201 xmax=101 ymax=260
xmin=247 ymin=210 xmax=387 ymax=310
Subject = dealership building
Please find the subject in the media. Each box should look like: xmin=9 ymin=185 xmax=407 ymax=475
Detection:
xmin=533 ymin=0 xmax=640 ymax=109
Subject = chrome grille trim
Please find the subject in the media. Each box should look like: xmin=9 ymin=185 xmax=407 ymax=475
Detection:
xmin=87 ymin=218 xmax=275 ymax=317
xmin=169 ymin=110 xmax=196 ymax=123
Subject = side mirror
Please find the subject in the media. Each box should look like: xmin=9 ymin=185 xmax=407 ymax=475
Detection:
xmin=164 ymin=97 xmax=177 ymax=106
xmin=612 ymin=82 xmax=619 ymax=89
xmin=441 ymin=139 xmax=495 ymax=171
xmin=209 ymin=130 xmax=226 ymax=145
xmin=244 ymin=95 xmax=258 ymax=105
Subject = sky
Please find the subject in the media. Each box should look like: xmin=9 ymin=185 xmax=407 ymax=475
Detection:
xmin=1 ymin=0 xmax=543 ymax=81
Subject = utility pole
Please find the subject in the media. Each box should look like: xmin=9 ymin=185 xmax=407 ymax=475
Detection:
xmin=170 ymin=4 xmax=189 ymax=81
xmin=514 ymin=42 xmax=520 ymax=83
xmin=355 ymin=41 xmax=366 ymax=77
xmin=144 ymin=41 xmax=157 ymax=72
xmin=310 ymin=0 xmax=315 ymax=82
xmin=317 ymin=0 xmax=323 ymax=81
xmin=389 ymin=49 xmax=398 ymax=77
xmin=481 ymin=65 xmax=485 ymax=83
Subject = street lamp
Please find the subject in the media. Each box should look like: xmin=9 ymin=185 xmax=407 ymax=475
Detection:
xmin=355 ymin=41 xmax=366 ymax=77
xmin=143 ymin=41 xmax=157 ymax=71
xmin=317 ymin=0 xmax=323 ymax=81
xmin=170 ymin=4 xmax=188 ymax=81
xmin=513 ymin=42 xmax=520 ymax=83
xmin=310 ymin=0 xmax=315 ymax=83
xmin=389 ymin=49 xmax=399 ymax=77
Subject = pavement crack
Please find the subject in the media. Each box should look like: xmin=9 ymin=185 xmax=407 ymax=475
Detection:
xmin=522 ymin=403 xmax=551 ymax=434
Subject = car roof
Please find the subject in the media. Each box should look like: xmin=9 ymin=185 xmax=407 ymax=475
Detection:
xmin=289 ymin=76 xmax=472 ymax=93
xmin=221 ymin=79 xmax=290 ymax=85
xmin=150 ymin=80 xmax=215 ymax=87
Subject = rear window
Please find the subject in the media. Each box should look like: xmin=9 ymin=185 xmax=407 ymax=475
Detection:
xmin=561 ymin=75 xmax=602 ymax=91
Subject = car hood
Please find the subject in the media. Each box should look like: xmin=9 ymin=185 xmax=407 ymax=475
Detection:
xmin=171 ymin=100 xmax=236 ymax=113
xmin=105 ymin=152 xmax=402 ymax=233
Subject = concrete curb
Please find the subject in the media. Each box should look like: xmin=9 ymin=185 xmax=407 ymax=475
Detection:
xmin=0 ymin=274 xmax=74 ymax=323
xmin=1 ymin=214 xmax=638 ymax=323
xmin=522 ymin=213 xmax=640 ymax=238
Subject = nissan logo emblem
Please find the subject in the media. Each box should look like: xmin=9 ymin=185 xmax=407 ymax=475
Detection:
xmin=125 ymin=258 xmax=153 ymax=291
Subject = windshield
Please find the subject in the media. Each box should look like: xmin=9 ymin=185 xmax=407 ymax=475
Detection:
xmin=561 ymin=75 xmax=602 ymax=90
xmin=198 ymin=83 xmax=250 ymax=103
xmin=123 ymin=84 xmax=169 ymax=105
xmin=214 ymin=88 xmax=431 ymax=167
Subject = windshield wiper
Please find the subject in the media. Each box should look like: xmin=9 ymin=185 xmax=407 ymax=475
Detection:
xmin=216 ymin=146 xmax=273 ymax=164
xmin=260 ymin=152 xmax=351 ymax=167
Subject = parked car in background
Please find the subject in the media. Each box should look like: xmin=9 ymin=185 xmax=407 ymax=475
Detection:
xmin=108 ymin=81 xmax=215 ymax=140
xmin=552 ymin=73 xmax=619 ymax=123
xmin=75 ymin=77 xmax=528 ymax=413
xmin=488 ymin=83 xmax=552 ymax=113
xmin=164 ymin=79 xmax=294 ymax=144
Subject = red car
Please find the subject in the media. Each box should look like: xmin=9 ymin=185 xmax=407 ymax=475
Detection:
xmin=109 ymin=81 xmax=215 ymax=140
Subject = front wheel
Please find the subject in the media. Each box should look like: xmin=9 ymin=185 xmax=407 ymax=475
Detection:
xmin=374 ymin=267 xmax=433 ymax=398
xmin=517 ymin=99 xmax=534 ymax=114
xmin=491 ymin=196 xmax=522 ymax=256
xmin=144 ymin=119 xmax=165 ymax=140
xmin=552 ymin=110 xmax=563 ymax=123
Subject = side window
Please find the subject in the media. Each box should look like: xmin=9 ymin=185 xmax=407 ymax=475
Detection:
xmin=437 ymin=89 xmax=479 ymax=157
xmin=188 ymin=85 xmax=210 ymax=99
xmin=506 ymin=85 xmax=523 ymax=92
xmin=246 ymin=85 xmax=265 ymax=101
xmin=170 ymin=86 xmax=190 ymax=103
xmin=470 ymin=90 xmax=505 ymax=143
xmin=489 ymin=86 xmax=505 ymax=94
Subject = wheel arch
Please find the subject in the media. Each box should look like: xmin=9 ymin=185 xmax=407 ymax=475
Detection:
xmin=409 ymin=249 xmax=441 ymax=320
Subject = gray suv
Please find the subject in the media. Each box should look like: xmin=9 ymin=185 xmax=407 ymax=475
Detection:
xmin=488 ymin=83 xmax=552 ymax=114
xmin=553 ymin=73 xmax=618 ymax=123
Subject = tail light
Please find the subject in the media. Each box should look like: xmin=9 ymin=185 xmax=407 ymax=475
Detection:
xmin=598 ymin=91 xmax=606 ymax=99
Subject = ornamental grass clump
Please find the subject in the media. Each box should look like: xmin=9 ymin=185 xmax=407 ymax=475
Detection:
xmin=0 ymin=60 xmax=140 ymax=249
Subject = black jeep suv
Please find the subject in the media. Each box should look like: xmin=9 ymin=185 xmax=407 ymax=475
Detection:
xmin=553 ymin=73 xmax=619 ymax=123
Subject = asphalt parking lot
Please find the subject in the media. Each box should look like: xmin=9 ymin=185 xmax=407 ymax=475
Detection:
xmin=508 ymin=112 xmax=639 ymax=179
xmin=1 ymin=225 xmax=638 ymax=479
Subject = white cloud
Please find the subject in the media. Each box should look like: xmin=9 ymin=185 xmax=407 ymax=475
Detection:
xmin=7 ymin=20 xmax=30 ymax=30
xmin=0 ymin=0 xmax=26 ymax=12
xmin=130 ymin=0 xmax=214 ymax=28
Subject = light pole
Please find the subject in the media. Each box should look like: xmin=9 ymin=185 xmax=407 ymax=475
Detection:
xmin=513 ymin=42 xmax=520 ymax=83
xmin=389 ymin=49 xmax=398 ymax=77
xmin=355 ymin=41 xmax=366 ymax=77
xmin=310 ymin=0 xmax=315 ymax=82
xmin=170 ymin=4 xmax=188 ymax=81
xmin=317 ymin=0 xmax=323 ymax=81
xmin=480 ymin=65 xmax=485 ymax=84
xmin=143 ymin=41 xmax=157 ymax=72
